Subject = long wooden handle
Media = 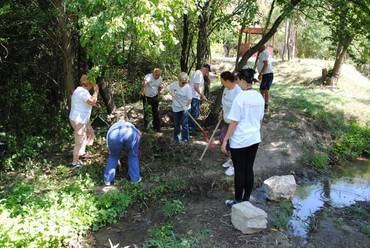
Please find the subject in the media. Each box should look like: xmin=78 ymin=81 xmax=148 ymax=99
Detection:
xmin=199 ymin=118 xmax=222 ymax=161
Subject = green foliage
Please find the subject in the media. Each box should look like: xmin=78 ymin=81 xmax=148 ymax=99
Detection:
xmin=309 ymin=153 xmax=329 ymax=171
xmin=162 ymin=199 xmax=185 ymax=218
xmin=271 ymin=200 xmax=293 ymax=229
xmin=360 ymin=224 xmax=370 ymax=236
xmin=332 ymin=123 xmax=370 ymax=161
xmin=143 ymin=224 xmax=198 ymax=248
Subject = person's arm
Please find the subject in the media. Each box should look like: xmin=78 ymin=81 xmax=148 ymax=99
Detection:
xmin=86 ymin=85 xmax=99 ymax=107
xmin=258 ymin=60 xmax=268 ymax=80
xmin=221 ymin=120 xmax=238 ymax=154
xmin=194 ymin=84 xmax=207 ymax=101
xmin=140 ymin=79 xmax=148 ymax=96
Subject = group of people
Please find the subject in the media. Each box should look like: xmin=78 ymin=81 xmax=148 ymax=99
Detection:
xmin=68 ymin=45 xmax=274 ymax=206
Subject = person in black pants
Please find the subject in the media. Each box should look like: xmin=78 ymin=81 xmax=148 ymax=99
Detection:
xmin=140 ymin=68 xmax=162 ymax=132
xmin=221 ymin=69 xmax=265 ymax=207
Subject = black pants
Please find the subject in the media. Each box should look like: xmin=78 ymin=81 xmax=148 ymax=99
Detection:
xmin=143 ymin=95 xmax=160 ymax=131
xmin=230 ymin=143 xmax=259 ymax=201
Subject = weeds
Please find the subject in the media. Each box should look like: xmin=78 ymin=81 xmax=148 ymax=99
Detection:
xmin=162 ymin=199 xmax=186 ymax=218
xmin=143 ymin=224 xmax=199 ymax=248
xmin=271 ymin=200 xmax=293 ymax=230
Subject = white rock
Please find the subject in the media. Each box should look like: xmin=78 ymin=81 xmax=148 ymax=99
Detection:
xmin=231 ymin=201 xmax=268 ymax=234
xmin=264 ymin=175 xmax=297 ymax=201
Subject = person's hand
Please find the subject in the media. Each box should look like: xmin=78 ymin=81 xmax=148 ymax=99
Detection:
xmin=94 ymin=85 xmax=99 ymax=92
xmin=140 ymin=89 xmax=144 ymax=96
xmin=201 ymin=95 xmax=208 ymax=101
xmin=258 ymin=74 xmax=262 ymax=81
xmin=221 ymin=142 xmax=228 ymax=155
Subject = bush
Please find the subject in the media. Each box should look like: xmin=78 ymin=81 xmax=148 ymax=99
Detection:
xmin=332 ymin=123 xmax=370 ymax=161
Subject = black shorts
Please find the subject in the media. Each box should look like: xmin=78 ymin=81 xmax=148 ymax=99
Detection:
xmin=260 ymin=73 xmax=273 ymax=90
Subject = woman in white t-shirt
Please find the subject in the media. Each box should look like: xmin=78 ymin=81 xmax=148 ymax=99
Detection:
xmin=221 ymin=69 xmax=265 ymax=207
xmin=168 ymin=72 xmax=193 ymax=142
xmin=69 ymin=74 xmax=99 ymax=167
xmin=219 ymin=71 xmax=242 ymax=176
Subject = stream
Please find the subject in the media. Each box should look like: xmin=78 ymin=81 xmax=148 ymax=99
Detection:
xmin=288 ymin=160 xmax=370 ymax=246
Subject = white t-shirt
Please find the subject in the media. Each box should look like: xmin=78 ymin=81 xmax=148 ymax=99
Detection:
xmin=168 ymin=82 xmax=193 ymax=112
xmin=144 ymin=73 xmax=162 ymax=97
xmin=227 ymin=90 xmax=265 ymax=148
xmin=257 ymin=49 xmax=273 ymax=74
xmin=69 ymin=86 xmax=93 ymax=124
xmin=190 ymin=70 xmax=204 ymax=99
xmin=222 ymin=84 xmax=242 ymax=123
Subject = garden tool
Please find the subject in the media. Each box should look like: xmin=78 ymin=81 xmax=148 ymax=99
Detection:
xmin=169 ymin=91 xmax=214 ymax=145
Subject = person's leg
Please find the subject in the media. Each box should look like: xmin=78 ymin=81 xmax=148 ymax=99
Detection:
xmin=151 ymin=96 xmax=160 ymax=131
xmin=181 ymin=111 xmax=189 ymax=142
xmin=85 ymin=122 xmax=95 ymax=146
xmin=70 ymin=121 xmax=86 ymax=163
xmin=242 ymin=143 xmax=259 ymax=201
xmin=103 ymin=133 xmax=123 ymax=184
xmin=230 ymin=147 xmax=246 ymax=202
xmin=127 ymin=130 xmax=141 ymax=182
xmin=173 ymin=111 xmax=181 ymax=141
xmin=189 ymin=98 xmax=200 ymax=133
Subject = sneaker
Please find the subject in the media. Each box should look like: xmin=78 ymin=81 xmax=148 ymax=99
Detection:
xmin=104 ymin=181 xmax=112 ymax=186
xmin=225 ymin=165 xmax=234 ymax=176
xmin=68 ymin=161 xmax=84 ymax=169
xmin=222 ymin=158 xmax=233 ymax=168
xmin=131 ymin=177 xmax=142 ymax=184
xmin=225 ymin=199 xmax=239 ymax=208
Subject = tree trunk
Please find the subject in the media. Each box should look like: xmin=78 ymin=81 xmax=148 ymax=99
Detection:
xmin=287 ymin=20 xmax=292 ymax=60
xmin=236 ymin=0 xmax=302 ymax=71
xmin=332 ymin=37 xmax=352 ymax=79
xmin=196 ymin=1 xmax=211 ymax=69
xmin=180 ymin=13 xmax=190 ymax=72
xmin=282 ymin=19 xmax=289 ymax=61
xmin=204 ymin=87 xmax=223 ymax=126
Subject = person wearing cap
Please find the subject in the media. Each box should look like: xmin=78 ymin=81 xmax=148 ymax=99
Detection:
xmin=256 ymin=45 xmax=273 ymax=111
xmin=189 ymin=64 xmax=210 ymax=134
xmin=219 ymin=71 xmax=242 ymax=176
xmin=221 ymin=69 xmax=264 ymax=207
xmin=168 ymin=72 xmax=193 ymax=143
xmin=69 ymin=74 xmax=99 ymax=167
xmin=103 ymin=118 xmax=142 ymax=185
xmin=140 ymin=68 xmax=162 ymax=132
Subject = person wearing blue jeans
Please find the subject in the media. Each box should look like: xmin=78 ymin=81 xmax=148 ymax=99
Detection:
xmin=103 ymin=120 xmax=141 ymax=185
xmin=173 ymin=111 xmax=189 ymax=142
xmin=168 ymin=72 xmax=193 ymax=142
xmin=189 ymin=64 xmax=210 ymax=133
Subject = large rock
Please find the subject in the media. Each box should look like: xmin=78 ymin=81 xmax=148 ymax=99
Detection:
xmin=264 ymin=175 xmax=297 ymax=201
xmin=231 ymin=201 xmax=268 ymax=234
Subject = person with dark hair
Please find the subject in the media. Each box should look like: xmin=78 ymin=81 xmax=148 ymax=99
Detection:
xmin=189 ymin=64 xmax=211 ymax=134
xmin=221 ymin=69 xmax=264 ymax=207
xmin=257 ymin=45 xmax=273 ymax=111
xmin=220 ymin=71 xmax=242 ymax=176
xmin=140 ymin=68 xmax=162 ymax=132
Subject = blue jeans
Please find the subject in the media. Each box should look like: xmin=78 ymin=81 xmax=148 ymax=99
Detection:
xmin=103 ymin=122 xmax=141 ymax=183
xmin=189 ymin=98 xmax=200 ymax=132
xmin=173 ymin=111 xmax=189 ymax=142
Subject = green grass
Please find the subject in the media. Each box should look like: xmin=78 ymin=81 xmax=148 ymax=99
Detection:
xmin=271 ymin=83 xmax=370 ymax=165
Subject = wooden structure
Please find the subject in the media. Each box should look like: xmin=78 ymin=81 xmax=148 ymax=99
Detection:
xmin=239 ymin=26 xmax=274 ymax=57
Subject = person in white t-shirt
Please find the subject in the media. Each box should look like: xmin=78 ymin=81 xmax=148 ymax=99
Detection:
xmin=221 ymin=69 xmax=264 ymax=207
xmin=256 ymin=45 xmax=274 ymax=111
xmin=219 ymin=71 xmax=242 ymax=177
xmin=168 ymin=72 xmax=193 ymax=143
xmin=69 ymin=74 xmax=99 ymax=167
xmin=189 ymin=64 xmax=210 ymax=134
xmin=140 ymin=68 xmax=163 ymax=132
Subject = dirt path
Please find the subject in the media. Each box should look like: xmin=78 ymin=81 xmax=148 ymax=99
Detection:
xmin=92 ymin=58 xmax=369 ymax=247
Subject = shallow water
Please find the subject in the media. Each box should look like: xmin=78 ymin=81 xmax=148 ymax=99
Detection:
xmin=288 ymin=160 xmax=370 ymax=242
